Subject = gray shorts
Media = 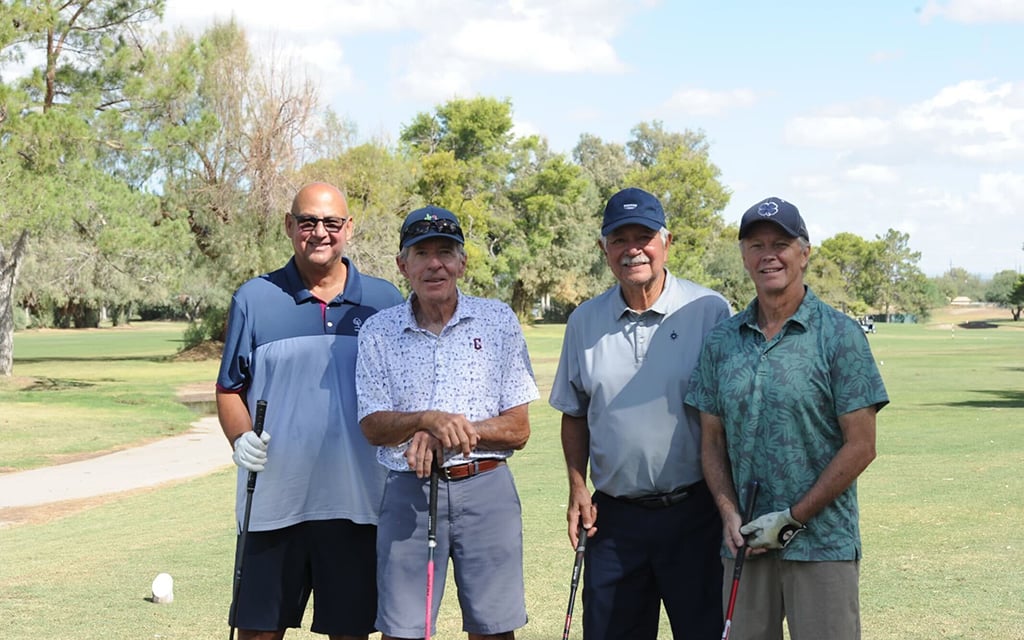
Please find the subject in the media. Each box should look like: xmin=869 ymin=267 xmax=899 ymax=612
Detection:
xmin=722 ymin=556 xmax=860 ymax=640
xmin=375 ymin=464 xmax=527 ymax=637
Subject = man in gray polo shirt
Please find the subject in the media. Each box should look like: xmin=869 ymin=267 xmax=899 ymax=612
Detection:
xmin=549 ymin=187 xmax=731 ymax=640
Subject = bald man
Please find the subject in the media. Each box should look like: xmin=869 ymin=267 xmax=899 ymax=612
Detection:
xmin=217 ymin=183 xmax=403 ymax=640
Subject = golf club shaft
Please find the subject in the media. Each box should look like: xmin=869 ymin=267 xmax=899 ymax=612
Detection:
xmin=722 ymin=480 xmax=759 ymax=640
xmin=228 ymin=399 xmax=267 ymax=640
xmin=425 ymin=461 xmax=440 ymax=639
xmin=562 ymin=522 xmax=587 ymax=640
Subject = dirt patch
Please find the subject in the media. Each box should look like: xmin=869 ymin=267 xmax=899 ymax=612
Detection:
xmin=173 ymin=340 xmax=224 ymax=362
xmin=0 ymin=485 xmax=165 ymax=529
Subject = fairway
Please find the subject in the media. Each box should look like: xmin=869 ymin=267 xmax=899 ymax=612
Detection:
xmin=1 ymin=315 xmax=1023 ymax=639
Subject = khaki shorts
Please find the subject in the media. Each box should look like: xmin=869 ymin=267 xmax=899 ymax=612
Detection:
xmin=722 ymin=556 xmax=860 ymax=640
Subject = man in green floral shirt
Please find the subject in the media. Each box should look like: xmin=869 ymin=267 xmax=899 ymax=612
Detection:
xmin=686 ymin=196 xmax=888 ymax=640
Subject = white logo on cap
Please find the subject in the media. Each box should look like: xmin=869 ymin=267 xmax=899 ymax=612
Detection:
xmin=757 ymin=201 xmax=779 ymax=217
xmin=623 ymin=203 xmax=638 ymax=210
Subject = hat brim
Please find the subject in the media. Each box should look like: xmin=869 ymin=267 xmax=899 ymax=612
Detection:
xmin=400 ymin=231 xmax=465 ymax=250
xmin=602 ymin=216 xmax=664 ymax=236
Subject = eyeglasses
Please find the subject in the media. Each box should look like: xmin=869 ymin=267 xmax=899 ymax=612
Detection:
xmin=290 ymin=213 xmax=349 ymax=233
xmin=400 ymin=218 xmax=464 ymax=248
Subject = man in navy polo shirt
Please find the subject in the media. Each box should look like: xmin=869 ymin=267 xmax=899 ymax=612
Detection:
xmin=550 ymin=187 xmax=731 ymax=639
xmin=217 ymin=182 xmax=403 ymax=640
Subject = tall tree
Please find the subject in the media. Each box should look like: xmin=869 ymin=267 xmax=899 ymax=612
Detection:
xmin=399 ymin=97 xmax=516 ymax=296
xmin=625 ymin=122 xmax=730 ymax=282
xmin=0 ymin=0 xmax=166 ymax=373
xmin=132 ymin=20 xmax=325 ymax=336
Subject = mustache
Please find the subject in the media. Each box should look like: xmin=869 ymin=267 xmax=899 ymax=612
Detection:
xmin=621 ymin=255 xmax=651 ymax=266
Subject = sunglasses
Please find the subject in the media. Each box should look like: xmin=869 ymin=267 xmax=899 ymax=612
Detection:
xmin=290 ymin=213 xmax=349 ymax=234
xmin=400 ymin=218 xmax=464 ymax=247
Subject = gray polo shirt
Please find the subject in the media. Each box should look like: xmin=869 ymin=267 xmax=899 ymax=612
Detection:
xmin=549 ymin=272 xmax=731 ymax=498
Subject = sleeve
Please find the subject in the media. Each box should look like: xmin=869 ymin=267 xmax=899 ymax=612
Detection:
xmin=547 ymin=314 xmax=588 ymax=417
xmin=355 ymin=318 xmax=394 ymax=420
xmin=499 ymin=305 xmax=540 ymax=410
xmin=684 ymin=338 xmax=720 ymax=417
xmin=216 ymin=293 xmax=250 ymax=392
xmin=830 ymin=319 xmax=890 ymax=415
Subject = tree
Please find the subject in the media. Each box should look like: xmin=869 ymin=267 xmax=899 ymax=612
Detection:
xmin=0 ymin=0 xmax=166 ymax=373
xmin=872 ymin=229 xmax=930 ymax=320
xmin=572 ymin=133 xmax=628 ymax=204
xmin=1009 ymin=275 xmax=1024 ymax=321
xmin=400 ymin=97 xmax=517 ymax=297
xmin=624 ymin=123 xmax=730 ymax=283
xmin=132 ymin=20 xmax=326 ymax=340
xmin=933 ymin=267 xmax=984 ymax=301
xmin=984 ymin=269 xmax=1022 ymax=317
xmin=504 ymin=136 xmax=602 ymax=318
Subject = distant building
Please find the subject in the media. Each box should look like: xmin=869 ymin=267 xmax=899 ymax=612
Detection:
xmin=951 ymin=296 xmax=972 ymax=306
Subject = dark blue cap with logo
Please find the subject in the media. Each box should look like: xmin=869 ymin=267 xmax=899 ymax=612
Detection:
xmin=738 ymin=197 xmax=809 ymax=242
xmin=601 ymin=187 xmax=666 ymax=235
xmin=399 ymin=205 xmax=465 ymax=250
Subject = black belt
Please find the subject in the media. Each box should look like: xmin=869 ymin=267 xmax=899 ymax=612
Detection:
xmin=601 ymin=481 xmax=704 ymax=509
xmin=439 ymin=458 xmax=505 ymax=481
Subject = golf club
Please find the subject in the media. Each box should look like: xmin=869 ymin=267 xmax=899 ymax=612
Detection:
xmin=425 ymin=458 xmax=440 ymax=639
xmin=721 ymin=479 xmax=759 ymax=640
xmin=228 ymin=399 xmax=267 ymax=640
xmin=561 ymin=521 xmax=587 ymax=640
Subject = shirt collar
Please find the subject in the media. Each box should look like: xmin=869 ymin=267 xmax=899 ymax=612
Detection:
xmin=284 ymin=256 xmax=362 ymax=305
xmin=402 ymin=288 xmax=469 ymax=332
xmin=612 ymin=269 xmax=678 ymax=320
xmin=739 ymin=285 xmax=814 ymax=333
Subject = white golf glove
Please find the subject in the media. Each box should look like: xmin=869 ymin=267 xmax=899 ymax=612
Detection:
xmin=740 ymin=508 xmax=806 ymax=549
xmin=232 ymin=430 xmax=271 ymax=472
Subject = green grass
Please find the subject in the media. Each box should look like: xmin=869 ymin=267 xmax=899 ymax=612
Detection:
xmin=1 ymin=316 xmax=1023 ymax=638
xmin=1 ymin=323 xmax=218 ymax=471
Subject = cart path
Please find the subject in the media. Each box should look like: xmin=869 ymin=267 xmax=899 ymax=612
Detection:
xmin=0 ymin=415 xmax=230 ymax=526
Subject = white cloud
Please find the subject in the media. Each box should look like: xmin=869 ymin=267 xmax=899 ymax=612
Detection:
xmin=919 ymin=0 xmax=1024 ymax=24
xmin=784 ymin=116 xmax=892 ymax=149
xmin=661 ymin=88 xmax=758 ymax=117
xmin=845 ymin=165 xmax=900 ymax=184
xmin=898 ymin=80 xmax=1024 ymax=162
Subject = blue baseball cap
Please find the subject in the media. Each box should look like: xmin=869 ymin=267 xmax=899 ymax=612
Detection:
xmin=601 ymin=187 xmax=666 ymax=236
xmin=738 ymin=197 xmax=809 ymax=242
xmin=399 ymin=206 xmax=464 ymax=250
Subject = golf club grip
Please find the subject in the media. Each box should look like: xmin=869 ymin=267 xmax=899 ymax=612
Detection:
xmin=246 ymin=400 xmax=267 ymax=492
xmin=252 ymin=399 xmax=267 ymax=437
xmin=732 ymin=480 xmax=760 ymax=578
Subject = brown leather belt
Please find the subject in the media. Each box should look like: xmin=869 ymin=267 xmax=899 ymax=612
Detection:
xmin=440 ymin=458 xmax=505 ymax=481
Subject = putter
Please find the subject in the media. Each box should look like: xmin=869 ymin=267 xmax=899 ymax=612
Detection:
xmin=228 ymin=399 xmax=267 ymax=640
xmin=425 ymin=459 xmax=440 ymax=639
xmin=561 ymin=521 xmax=587 ymax=640
xmin=721 ymin=480 xmax=759 ymax=640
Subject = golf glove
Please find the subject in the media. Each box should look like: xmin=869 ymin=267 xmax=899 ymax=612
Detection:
xmin=740 ymin=508 xmax=806 ymax=549
xmin=232 ymin=430 xmax=271 ymax=472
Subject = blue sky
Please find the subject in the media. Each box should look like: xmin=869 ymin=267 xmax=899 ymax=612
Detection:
xmin=162 ymin=0 xmax=1024 ymax=278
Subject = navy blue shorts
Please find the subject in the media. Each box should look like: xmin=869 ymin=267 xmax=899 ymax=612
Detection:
xmin=584 ymin=481 xmax=724 ymax=640
xmin=230 ymin=519 xmax=377 ymax=635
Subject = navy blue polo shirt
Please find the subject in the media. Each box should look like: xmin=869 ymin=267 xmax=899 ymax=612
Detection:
xmin=217 ymin=257 xmax=403 ymax=531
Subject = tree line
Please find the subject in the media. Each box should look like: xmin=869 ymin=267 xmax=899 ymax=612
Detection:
xmin=1 ymin=2 xmax=1021 ymax=376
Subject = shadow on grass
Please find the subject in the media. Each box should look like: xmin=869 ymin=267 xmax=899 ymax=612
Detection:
xmin=938 ymin=389 xmax=1024 ymax=409
xmin=22 ymin=378 xmax=99 ymax=392
xmin=14 ymin=355 xmax=174 ymax=365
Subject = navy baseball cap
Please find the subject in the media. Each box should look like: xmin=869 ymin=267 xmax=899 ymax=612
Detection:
xmin=738 ymin=197 xmax=809 ymax=242
xmin=601 ymin=187 xmax=666 ymax=235
xmin=399 ymin=206 xmax=464 ymax=250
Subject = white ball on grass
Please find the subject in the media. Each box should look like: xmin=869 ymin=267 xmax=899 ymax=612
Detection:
xmin=151 ymin=572 xmax=174 ymax=604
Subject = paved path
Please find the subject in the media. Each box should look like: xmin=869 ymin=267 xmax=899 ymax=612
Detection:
xmin=0 ymin=416 xmax=230 ymax=510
